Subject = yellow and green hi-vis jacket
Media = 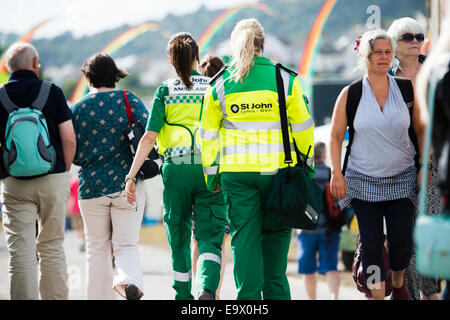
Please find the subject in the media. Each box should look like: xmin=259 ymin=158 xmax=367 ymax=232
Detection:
xmin=199 ymin=56 xmax=315 ymax=191
xmin=146 ymin=70 xmax=210 ymax=159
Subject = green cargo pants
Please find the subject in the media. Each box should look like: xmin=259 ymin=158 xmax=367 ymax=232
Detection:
xmin=221 ymin=172 xmax=292 ymax=300
xmin=162 ymin=158 xmax=225 ymax=300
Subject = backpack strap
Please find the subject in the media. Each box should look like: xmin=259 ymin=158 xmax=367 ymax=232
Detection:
xmin=394 ymin=77 xmax=414 ymax=108
xmin=342 ymin=78 xmax=363 ymax=175
xmin=0 ymin=84 xmax=19 ymax=113
xmin=0 ymin=80 xmax=52 ymax=113
xmin=31 ymin=80 xmax=52 ymax=111
xmin=394 ymin=77 xmax=420 ymax=171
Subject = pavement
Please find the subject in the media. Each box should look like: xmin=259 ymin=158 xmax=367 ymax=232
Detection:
xmin=0 ymin=222 xmax=367 ymax=300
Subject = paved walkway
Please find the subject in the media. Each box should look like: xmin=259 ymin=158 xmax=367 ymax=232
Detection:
xmin=0 ymin=226 xmax=366 ymax=300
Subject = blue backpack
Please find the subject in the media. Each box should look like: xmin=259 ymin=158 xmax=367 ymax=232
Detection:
xmin=0 ymin=80 xmax=56 ymax=177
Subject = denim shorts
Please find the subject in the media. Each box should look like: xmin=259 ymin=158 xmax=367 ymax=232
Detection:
xmin=297 ymin=232 xmax=340 ymax=275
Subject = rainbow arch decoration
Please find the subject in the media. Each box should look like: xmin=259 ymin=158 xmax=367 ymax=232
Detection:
xmin=197 ymin=2 xmax=275 ymax=57
xmin=70 ymin=22 xmax=158 ymax=104
xmin=0 ymin=18 xmax=52 ymax=76
xmin=297 ymin=0 xmax=337 ymax=78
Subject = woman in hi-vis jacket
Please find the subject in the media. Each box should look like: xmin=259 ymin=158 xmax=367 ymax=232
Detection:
xmin=200 ymin=18 xmax=315 ymax=300
xmin=124 ymin=32 xmax=225 ymax=300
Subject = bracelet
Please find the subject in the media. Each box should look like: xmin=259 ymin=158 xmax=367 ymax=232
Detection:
xmin=125 ymin=175 xmax=136 ymax=183
xmin=420 ymin=163 xmax=432 ymax=171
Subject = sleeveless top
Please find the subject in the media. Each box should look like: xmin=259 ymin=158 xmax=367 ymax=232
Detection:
xmin=347 ymin=74 xmax=416 ymax=177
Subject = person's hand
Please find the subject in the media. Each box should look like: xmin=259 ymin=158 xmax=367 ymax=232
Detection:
xmin=125 ymin=179 xmax=136 ymax=204
xmin=330 ymin=171 xmax=347 ymax=200
xmin=211 ymin=184 xmax=221 ymax=193
xmin=417 ymin=167 xmax=432 ymax=186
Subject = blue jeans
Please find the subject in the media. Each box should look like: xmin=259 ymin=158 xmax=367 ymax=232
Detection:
xmin=351 ymin=198 xmax=415 ymax=283
xmin=297 ymin=232 xmax=340 ymax=275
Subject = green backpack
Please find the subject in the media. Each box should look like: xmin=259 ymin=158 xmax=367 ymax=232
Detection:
xmin=0 ymin=80 xmax=56 ymax=177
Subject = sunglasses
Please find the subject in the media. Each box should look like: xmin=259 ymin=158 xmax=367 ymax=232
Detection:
xmin=398 ymin=33 xmax=425 ymax=42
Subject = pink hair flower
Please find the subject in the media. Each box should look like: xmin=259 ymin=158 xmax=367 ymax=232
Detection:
xmin=354 ymin=36 xmax=362 ymax=52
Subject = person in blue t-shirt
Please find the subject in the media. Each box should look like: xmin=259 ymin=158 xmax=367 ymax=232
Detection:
xmin=297 ymin=141 xmax=341 ymax=300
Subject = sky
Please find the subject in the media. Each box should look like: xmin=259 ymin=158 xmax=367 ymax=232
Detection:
xmin=0 ymin=0 xmax=259 ymax=39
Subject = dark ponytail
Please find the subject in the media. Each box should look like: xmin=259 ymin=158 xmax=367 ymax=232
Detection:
xmin=198 ymin=55 xmax=224 ymax=77
xmin=166 ymin=32 xmax=199 ymax=89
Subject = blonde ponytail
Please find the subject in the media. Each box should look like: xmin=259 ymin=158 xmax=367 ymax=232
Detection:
xmin=229 ymin=19 xmax=265 ymax=82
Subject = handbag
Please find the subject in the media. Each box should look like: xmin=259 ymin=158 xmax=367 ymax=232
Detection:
xmin=414 ymin=58 xmax=450 ymax=279
xmin=122 ymin=90 xmax=162 ymax=180
xmin=352 ymin=235 xmax=393 ymax=298
xmin=266 ymin=64 xmax=322 ymax=230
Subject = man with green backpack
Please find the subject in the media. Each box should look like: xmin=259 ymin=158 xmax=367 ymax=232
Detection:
xmin=0 ymin=42 xmax=76 ymax=300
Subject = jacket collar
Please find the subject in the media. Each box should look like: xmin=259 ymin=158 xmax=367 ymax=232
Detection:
xmin=9 ymin=70 xmax=38 ymax=81
xmin=253 ymin=56 xmax=273 ymax=66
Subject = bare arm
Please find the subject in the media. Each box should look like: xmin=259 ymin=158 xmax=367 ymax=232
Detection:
xmin=329 ymin=86 xmax=349 ymax=199
xmin=412 ymin=93 xmax=427 ymax=162
xmin=58 ymin=120 xmax=76 ymax=171
xmin=125 ymin=130 xmax=158 ymax=204
xmin=412 ymin=92 xmax=432 ymax=185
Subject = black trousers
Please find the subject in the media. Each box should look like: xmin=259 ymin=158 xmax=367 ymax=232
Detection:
xmin=352 ymin=198 xmax=415 ymax=283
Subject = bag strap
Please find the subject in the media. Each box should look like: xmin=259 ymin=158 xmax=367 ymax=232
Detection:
xmin=0 ymin=80 xmax=52 ymax=113
xmin=122 ymin=90 xmax=134 ymax=126
xmin=275 ymin=63 xmax=293 ymax=165
xmin=342 ymin=78 xmax=363 ymax=175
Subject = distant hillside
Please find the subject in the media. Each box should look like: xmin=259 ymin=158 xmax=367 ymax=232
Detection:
xmin=0 ymin=0 xmax=426 ymax=102
xmin=1 ymin=0 xmax=426 ymax=68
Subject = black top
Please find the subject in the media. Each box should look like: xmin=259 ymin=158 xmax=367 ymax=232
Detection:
xmin=0 ymin=70 xmax=73 ymax=178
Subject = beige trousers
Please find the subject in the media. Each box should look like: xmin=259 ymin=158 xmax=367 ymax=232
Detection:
xmin=1 ymin=172 xmax=70 ymax=300
xmin=79 ymin=180 xmax=145 ymax=300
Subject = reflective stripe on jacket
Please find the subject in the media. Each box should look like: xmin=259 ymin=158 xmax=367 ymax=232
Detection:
xmin=148 ymin=71 xmax=210 ymax=158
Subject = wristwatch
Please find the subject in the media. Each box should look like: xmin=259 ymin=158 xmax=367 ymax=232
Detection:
xmin=125 ymin=174 xmax=136 ymax=183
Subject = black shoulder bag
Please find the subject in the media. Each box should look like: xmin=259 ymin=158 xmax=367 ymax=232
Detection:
xmin=266 ymin=64 xmax=322 ymax=230
xmin=122 ymin=90 xmax=162 ymax=180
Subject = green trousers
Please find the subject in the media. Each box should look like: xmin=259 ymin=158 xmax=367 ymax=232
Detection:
xmin=221 ymin=172 xmax=292 ymax=300
xmin=162 ymin=159 xmax=225 ymax=300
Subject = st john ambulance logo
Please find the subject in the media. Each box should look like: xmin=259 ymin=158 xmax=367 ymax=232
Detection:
xmin=231 ymin=104 xmax=239 ymax=113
